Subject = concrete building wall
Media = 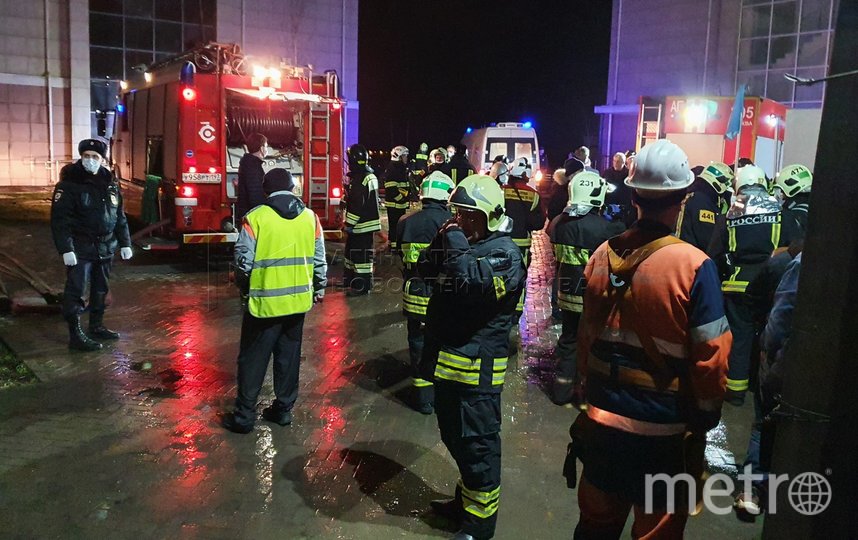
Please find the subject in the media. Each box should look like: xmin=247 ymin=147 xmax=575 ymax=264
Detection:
xmin=217 ymin=0 xmax=359 ymax=147
xmin=0 ymin=0 xmax=89 ymax=187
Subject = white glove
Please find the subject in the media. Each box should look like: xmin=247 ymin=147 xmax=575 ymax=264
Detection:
xmin=62 ymin=252 xmax=77 ymax=266
xmin=120 ymin=247 xmax=133 ymax=260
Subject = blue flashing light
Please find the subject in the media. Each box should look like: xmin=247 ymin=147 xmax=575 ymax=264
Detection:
xmin=116 ymin=104 xmax=125 ymax=113
xmin=522 ymin=121 xmax=533 ymax=129
xmin=466 ymin=127 xmax=473 ymax=133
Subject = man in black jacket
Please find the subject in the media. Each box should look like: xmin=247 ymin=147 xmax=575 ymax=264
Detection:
xmin=235 ymin=133 xmax=268 ymax=221
xmin=675 ymin=162 xmax=733 ymax=253
xmin=442 ymin=144 xmax=476 ymax=184
xmin=419 ymin=174 xmax=526 ymax=540
xmin=396 ymin=170 xmax=455 ymax=414
xmin=51 ymin=138 xmax=132 ymax=351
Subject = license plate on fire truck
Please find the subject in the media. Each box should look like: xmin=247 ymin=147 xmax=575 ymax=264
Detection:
xmin=182 ymin=172 xmax=222 ymax=184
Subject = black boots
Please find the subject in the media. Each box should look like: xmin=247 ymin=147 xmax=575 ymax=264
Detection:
xmin=67 ymin=316 xmax=103 ymax=352
xmin=89 ymin=293 xmax=120 ymax=340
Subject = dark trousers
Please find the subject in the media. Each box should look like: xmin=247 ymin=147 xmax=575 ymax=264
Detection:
xmin=234 ymin=311 xmax=305 ymax=427
xmin=725 ymin=293 xmax=754 ymax=393
xmin=62 ymin=257 xmax=112 ymax=322
xmin=344 ymin=231 xmax=374 ymax=293
xmin=435 ymin=383 xmax=502 ymax=539
xmin=556 ymin=310 xmax=581 ymax=379
xmin=386 ymin=207 xmax=406 ymax=248
xmin=407 ymin=318 xmax=433 ymax=406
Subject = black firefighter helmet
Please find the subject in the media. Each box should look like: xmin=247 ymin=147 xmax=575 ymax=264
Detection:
xmin=348 ymin=144 xmax=370 ymax=170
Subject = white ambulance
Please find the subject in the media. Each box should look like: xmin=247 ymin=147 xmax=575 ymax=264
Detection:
xmin=461 ymin=122 xmax=543 ymax=183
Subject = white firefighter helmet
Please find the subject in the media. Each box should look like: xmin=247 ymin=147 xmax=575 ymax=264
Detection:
xmin=624 ymin=139 xmax=694 ymax=192
xmin=488 ymin=160 xmax=510 ymax=185
xmin=699 ymin=162 xmax=735 ymax=195
xmin=391 ymin=145 xmax=409 ymax=160
xmin=566 ymin=171 xmax=608 ymax=216
xmin=509 ymin=157 xmax=532 ymax=180
xmin=774 ymin=164 xmax=813 ymax=198
xmin=420 ymin=170 xmax=455 ymax=201
xmin=429 ymin=148 xmax=446 ymax=164
xmin=735 ymin=165 xmax=767 ymax=192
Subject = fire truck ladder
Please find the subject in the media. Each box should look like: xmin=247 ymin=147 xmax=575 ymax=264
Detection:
xmin=308 ymin=103 xmax=331 ymax=223
xmin=637 ymin=101 xmax=663 ymax=151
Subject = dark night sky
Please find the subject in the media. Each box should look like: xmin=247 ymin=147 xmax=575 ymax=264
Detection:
xmin=357 ymin=1 xmax=613 ymax=168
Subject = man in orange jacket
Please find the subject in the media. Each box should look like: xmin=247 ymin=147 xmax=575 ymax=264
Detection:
xmin=568 ymin=140 xmax=731 ymax=539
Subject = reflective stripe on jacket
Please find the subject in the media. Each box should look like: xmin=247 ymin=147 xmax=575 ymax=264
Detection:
xmin=580 ymin=228 xmax=730 ymax=435
xmin=245 ymin=205 xmax=316 ymax=317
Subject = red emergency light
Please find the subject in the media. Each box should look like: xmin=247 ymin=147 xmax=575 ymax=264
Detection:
xmin=180 ymin=186 xmax=195 ymax=198
xmin=182 ymin=86 xmax=197 ymax=101
xmin=331 ymin=186 xmax=342 ymax=198
xmin=331 ymin=101 xmax=342 ymax=110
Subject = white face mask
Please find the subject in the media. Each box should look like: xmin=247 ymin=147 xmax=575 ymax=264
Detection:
xmin=82 ymin=157 xmax=101 ymax=174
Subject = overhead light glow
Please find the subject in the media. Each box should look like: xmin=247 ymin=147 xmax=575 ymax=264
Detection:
xmin=766 ymin=114 xmax=778 ymax=126
xmin=253 ymin=65 xmax=267 ymax=79
xmin=522 ymin=121 xmax=533 ymax=129
xmin=466 ymin=127 xmax=473 ymax=133
xmin=144 ymin=72 xmax=152 ymax=83
xmin=119 ymin=80 xmax=128 ymax=90
xmin=683 ymin=104 xmax=707 ymax=127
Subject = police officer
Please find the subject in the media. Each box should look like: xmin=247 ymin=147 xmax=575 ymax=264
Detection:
xmin=418 ymin=175 xmax=526 ymax=540
xmin=443 ymin=143 xmax=476 ymax=184
xmin=718 ymin=165 xmax=788 ymax=405
xmin=773 ymin=163 xmax=812 ymax=239
xmin=223 ymin=169 xmax=327 ymax=433
xmin=570 ymin=140 xmax=730 ymax=538
xmin=383 ymin=145 xmax=411 ymax=250
xmin=547 ymin=171 xmax=625 ymax=405
xmin=343 ymin=144 xmax=381 ymax=296
xmin=396 ymin=170 xmax=455 ymax=414
xmin=51 ymin=138 xmax=132 ymax=351
xmin=675 ymin=161 xmax=733 ymax=253
xmin=502 ymin=157 xmax=545 ymax=318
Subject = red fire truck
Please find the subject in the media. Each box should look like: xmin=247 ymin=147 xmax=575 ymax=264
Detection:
xmin=112 ymin=43 xmax=345 ymax=250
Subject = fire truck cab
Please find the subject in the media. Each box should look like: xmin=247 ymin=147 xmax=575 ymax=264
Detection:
xmin=112 ymin=43 xmax=345 ymax=249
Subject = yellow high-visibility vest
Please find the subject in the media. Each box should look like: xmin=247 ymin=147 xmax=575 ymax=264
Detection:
xmin=245 ymin=205 xmax=316 ymax=317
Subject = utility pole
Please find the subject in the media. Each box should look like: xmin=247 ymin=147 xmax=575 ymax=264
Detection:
xmin=762 ymin=3 xmax=858 ymax=539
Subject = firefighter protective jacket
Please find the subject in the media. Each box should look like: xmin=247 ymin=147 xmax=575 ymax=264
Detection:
xmin=442 ymin=155 xmax=476 ymax=185
xmin=548 ymin=210 xmax=625 ymax=313
xmin=345 ymin=168 xmax=381 ymax=234
xmin=383 ymin=160 xmax=411 ymax=210
xmin=579 ymin=220 xmax=731 ymax=435
xmin=781 ymin=192 xmax=810 ymax=241
xmin=675 ymin=178 xmax=723 ymax=253
xmin=503 ymin=179 xmax=546 ymax=249
xmin=418 ymin=226 xmax=526 ymax=394
xmin=396 ymin=199 xmax=452 ymax=320
xmin=51 ymin=161 xmax=131 ymax=260
xmin=719 ymin=184 xmax=788 ymax=294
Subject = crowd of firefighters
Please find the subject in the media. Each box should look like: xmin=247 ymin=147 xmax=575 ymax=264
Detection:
xmin=49 ymin=132 xmax=813 ymax=540
xmin=335 ymin=138 xmax=812 ymax=539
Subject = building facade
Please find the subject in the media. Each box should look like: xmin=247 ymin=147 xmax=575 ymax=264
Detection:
xmin=0 ymin=0 xmax=358 ymax=187
xmin=597 ymin=0 xmax=838 ymax=170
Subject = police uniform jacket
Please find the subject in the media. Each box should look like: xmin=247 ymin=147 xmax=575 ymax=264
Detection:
xmin=396 ymin=199 xmax=452 ymax=320
xmin=418 ymin=226 xmax=526 ymax=394
xmin=51 ymin=161 xmax=131 ymax=260
xmin=548 ymin=210 xmax=625 ymax=313
xmin=345 ymin=168 xmax=381 ymax=234
xmin=675 ymin=178 xmax=722 ymax=253
xmin=503 ymin=179 xmax=545 ymax=247
xmin=383 ymin=161 xmax=411 ymax=209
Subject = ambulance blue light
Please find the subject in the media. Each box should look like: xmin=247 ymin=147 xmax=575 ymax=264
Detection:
xmin=522 ymin=121 xmax=533 ymax=129
xmin=466 ymin=127 xmax=473 ymax=133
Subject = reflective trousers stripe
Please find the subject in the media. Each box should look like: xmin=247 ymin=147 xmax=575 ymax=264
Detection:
xmin=413 ymin=377 xmax=433 ymax=388
xmin=726 ymin=378 xmax=749 ymax=391
xmin=460 ymin=480 xmax=501 ymax=519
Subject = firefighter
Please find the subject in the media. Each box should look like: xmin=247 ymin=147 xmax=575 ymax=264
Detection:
xmin=718 ymin=164 xmax=787 ymax=405
xmin=428 ymin=147 xmax=448 ymax=173
xmin=773 ymin=163 xmax=812 ymax=238
xmin=443 ymin=143 xmax=476 ymax=184
xmin=344 ymin=144 xmax=381 ymax=296
xmin=503 ymin=157 xmax=546 ymax=318
xmin=51 ymin=138 xmax=133 ymax=352
xmin=569 ymin=139 xmax=730 ymax=538
xmin=547 ymin=171 xmax=625 ymax=405
xmin=409 ymin=142 xmax=431 ymax=200
xmin=487 ymin=160 xmax=509 ymax=186
xmin=223 ymin=169 xmax=327 ymax=433
xmin=418 ymin=174 xmax=526 ymax=540
xmin=383 ymin=145 xmax=411 ymax=250
xmin=395 ymin=170 xmax=456 ymax=414
xmin=235 ymin=133 xmax=268 ymax=221
xmin=675 ymin=161 xmax=734 ymax=253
